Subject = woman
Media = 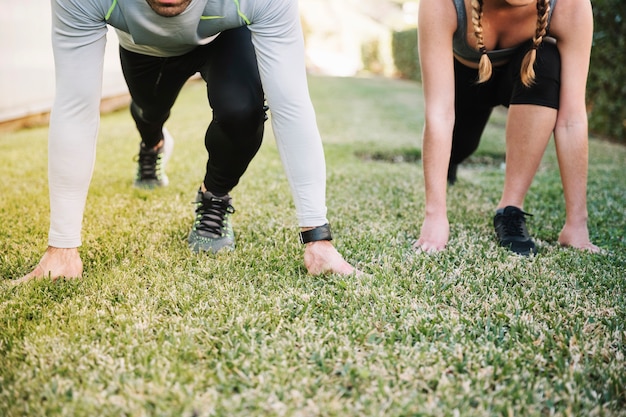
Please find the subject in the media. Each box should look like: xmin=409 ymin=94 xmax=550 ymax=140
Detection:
xmin=415 ymin=0 xmax=599 ymax=255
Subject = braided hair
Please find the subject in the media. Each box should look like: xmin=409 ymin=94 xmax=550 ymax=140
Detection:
xmin=471 ymin=0 xmax=551 ymax=86
xmin=471 ymin=0 xmax=492 ymax=83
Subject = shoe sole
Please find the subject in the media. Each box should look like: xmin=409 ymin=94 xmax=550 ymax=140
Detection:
xmin=498 ymin=240 xmax=537 ymax=256
xmin=188 ymin=236 xmax=235 ymax=254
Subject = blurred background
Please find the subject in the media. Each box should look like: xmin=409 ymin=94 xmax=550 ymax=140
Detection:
xmin=2 ymin=0 xmax=623 ymax=144
xmin=0 ymin=0 xmax=419 ymax=128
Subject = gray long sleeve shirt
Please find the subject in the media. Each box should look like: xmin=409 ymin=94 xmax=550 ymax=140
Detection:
xmin=49 ymin=0 xmax=328 ymax=247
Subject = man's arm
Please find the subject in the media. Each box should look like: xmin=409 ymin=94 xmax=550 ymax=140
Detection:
xmin=247 ymin=0 xmax=357 ymax=274
xmin=18 ymin=0 xmax=108 ymax=281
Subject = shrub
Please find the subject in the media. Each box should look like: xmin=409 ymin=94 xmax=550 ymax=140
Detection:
xmin=361 ymin=38 xmax=385 ymax=75
xmin=392 ymin=28 xmax=420 ymax=81
xmin=587 ymin=0 xmax=626 ymax=143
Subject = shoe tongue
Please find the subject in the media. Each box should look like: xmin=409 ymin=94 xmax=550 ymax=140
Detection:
xmin=140 ymin=143 xmax=159 ymax=155
xmin=202 ymin=190 xmax=230 ymax=203
xmin=503 ymin=206 xmax=521 ymax=215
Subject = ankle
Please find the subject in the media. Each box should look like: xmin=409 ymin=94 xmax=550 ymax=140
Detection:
xmin=153 ymin=139 xmax=164 ymax=151
xmin=142 ymin=139 xmax=164 ymax=151
xmin=564 ymin=212 xmax=589 ymax=228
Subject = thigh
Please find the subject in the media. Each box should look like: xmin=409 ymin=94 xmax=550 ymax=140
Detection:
xmin=509 ymin=42 xmax=561 ymax=109
xmin=451 ymin=60 xmax=494 ymax=163
xmin=119 ymin=47 xmax=199 ymax=119
xmin=200 ymin=26 xmax=264 ymax=118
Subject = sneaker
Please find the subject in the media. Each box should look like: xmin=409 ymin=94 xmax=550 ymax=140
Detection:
xmin=133 ymin=128 xmax=174 ymax=188
xmin=493 ymin=206 xmax=537 ymax=256
xmin=188 ymin=189 xmax=235 ymax=253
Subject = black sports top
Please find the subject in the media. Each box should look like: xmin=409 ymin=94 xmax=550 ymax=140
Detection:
xmin=452 ymin=0 xmax=557 ymax=64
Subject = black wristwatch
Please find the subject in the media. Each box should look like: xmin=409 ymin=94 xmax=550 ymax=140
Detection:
xmin=299 ymin=223 xmax=333 ymax=244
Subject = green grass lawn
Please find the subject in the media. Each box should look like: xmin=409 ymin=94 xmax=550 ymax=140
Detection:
xmin=1 ymin=75 xmax=625 ymax=416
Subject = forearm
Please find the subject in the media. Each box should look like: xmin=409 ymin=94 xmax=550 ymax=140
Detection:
xmin=49 ymin=11 xmax=107 ymax=247
xmin=421 ymin=123 xmax=453 ymax=217
xmin=249 ymin=7 xmax=329 ymax=227
xmin=554 ymin=122 xmax=590 ymax=225
xmin=270 ymin=102 xmax=329 ymax=227
xmin=48 ymin=108 xmax=100 ymax=247
xmin=259 ymin=60 xmax=329 ymax=227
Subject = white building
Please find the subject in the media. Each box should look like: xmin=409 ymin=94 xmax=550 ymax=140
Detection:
xmin=0 ymin=1 xmax=128 ymax=126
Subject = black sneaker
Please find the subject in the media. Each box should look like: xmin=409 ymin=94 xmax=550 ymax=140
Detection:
xmin=133 ymin=129 xmax=174 ymax=188
xmin=493 ymin=206 xmax=537 ymax=256
xmin=188 ymin=190 xmax=235 ymax=253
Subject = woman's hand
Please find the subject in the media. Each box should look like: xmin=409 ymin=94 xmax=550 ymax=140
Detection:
xmin=414 ymin=213 xmax=450 ymax=253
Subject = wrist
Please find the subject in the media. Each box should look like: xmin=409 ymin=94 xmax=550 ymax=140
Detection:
xmin=424 ymin=205 xmax=447 ymax=218
xmin=299 ymin=223 xmax=333 ymax=244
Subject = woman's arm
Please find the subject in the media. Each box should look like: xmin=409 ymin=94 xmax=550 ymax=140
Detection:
xmin=550 ymin=0 xmax=599 ymax=251
xmin=415 ymin=0 xmax=458 ymax=251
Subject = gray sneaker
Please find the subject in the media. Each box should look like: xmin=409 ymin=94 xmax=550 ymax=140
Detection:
xmin=188 ymin=190 xmax=235 ymax=253
xmin=133 ymin=128 xmax=174 ymax=188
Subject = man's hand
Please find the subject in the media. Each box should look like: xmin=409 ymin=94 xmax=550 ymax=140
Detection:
xmin=414 ymin=213 xmax=450 ymax=253
xmin=303 ymin=240 xmax=359 ymax=275
xmin=14 ymin=246 xmax=83 ymax=284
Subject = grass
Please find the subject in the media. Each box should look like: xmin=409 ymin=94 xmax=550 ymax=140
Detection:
xmin=0 ymin=75 xmax=625 ymax=416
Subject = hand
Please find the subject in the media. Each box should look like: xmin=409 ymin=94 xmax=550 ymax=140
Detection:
xmin=414 ymin=213 xmax=449 ymax=253
xmin=303 ymin=240 xmax=360 ymax=276
xmin=14 ymin=246 xmax=83 ymax=284
xmin=558 ymin=223 xmax=600 ymax=253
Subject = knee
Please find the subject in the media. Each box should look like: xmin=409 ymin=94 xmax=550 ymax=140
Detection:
xmin=218 ymin=100 xmax=264 ymax=124
xmin=215 ymin=100 xmax=266 ymax=138
xmin=450 ymin=137 xmax=481 ymax=164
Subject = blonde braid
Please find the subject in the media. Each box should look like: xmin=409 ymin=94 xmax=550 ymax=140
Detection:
xmin=520 ymin=0 xmax=550 ymax=87
xmin=471 ymin=0 xmax=492 ymax=83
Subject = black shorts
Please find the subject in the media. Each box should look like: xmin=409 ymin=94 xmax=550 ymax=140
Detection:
xmin=450 ymin=41 xmax=561 ymax=164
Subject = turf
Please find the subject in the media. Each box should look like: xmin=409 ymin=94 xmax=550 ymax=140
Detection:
xmin=1 ymin=75 xmax=624 ymax=416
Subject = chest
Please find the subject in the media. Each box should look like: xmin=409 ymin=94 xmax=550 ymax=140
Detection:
xmin=109 ymin=0 xmax=240 ymax=47
xmin=463 ymin=1 xmax=540 ymax=50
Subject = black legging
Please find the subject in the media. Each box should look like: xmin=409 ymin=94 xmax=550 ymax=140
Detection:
xmin=119 ymin=26 xmax=265 ymax=194
xmin=450 ymin=41 xmax=561 ymax=169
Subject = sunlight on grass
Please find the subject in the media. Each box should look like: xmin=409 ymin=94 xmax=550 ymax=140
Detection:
xmin=1 ymin=75 xmax=625 ymax=416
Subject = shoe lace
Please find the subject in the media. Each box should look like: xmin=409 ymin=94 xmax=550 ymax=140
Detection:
xmin=135 ymin=146 xmax=162 ymax=180
xmin=501 ymin=210 xmax=532 ymax=237
xmin=194 ymin=195 xmax=235 ymax=236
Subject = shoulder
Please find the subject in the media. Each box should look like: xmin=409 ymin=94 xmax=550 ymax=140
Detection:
xmin=419 ymin=0 xmax=457 ymax=16
xmin=243 ymin=0 xmax=295 ymax=21
xmin=242 ymin=0 xmax=300 ymax=36
xmin=52 ymin=0 xmax=110 ymax=23
xmin=550 ymin=0 xmax=593 ymax=37
xmin=550 ymin=0 xmax=593 ymax=42
xmin=418 ymin=0 xmax=457 ymax=36
xmin=419 ymin=0 xmax=457 ymax=26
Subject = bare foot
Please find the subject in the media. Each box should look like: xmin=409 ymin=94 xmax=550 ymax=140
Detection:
xmin=303 ymin=240 xmax=361 ymax=276
xmin=14 ymin=246 xmax=83 ymax=284
xmin=558 ymin=239 xmax=601 ymax=253
xmin=558 ymin=224 xmax=600 ymax=253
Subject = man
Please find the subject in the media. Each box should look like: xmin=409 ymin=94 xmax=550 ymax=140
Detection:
xmin=18 ymin=0 xmax=357 ymax=281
